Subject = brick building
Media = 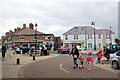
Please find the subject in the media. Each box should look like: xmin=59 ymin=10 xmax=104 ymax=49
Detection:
xmin=1 ymin=23 xmax=59 ymax=49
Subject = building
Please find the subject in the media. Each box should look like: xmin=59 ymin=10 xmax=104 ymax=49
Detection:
xmin=63 ymin=26 xmax=114 ymax=50
xmin=54 ymin=37 xmax=61 ymax=49
xmin=1 ymin=23 xmax=56 ymax=49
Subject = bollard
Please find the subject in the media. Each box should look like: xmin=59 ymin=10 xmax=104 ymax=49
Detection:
xmin=17 ymin=57 xmax=20 ymax=65
xmin=33 ymin=55 xmax=35 ymax=60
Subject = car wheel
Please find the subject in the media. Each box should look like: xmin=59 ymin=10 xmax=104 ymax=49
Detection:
xmin=112 ymin=61 xmax=119 ymax=69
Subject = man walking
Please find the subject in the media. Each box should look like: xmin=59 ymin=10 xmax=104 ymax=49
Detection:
xmin=2 ymin=45 xmax=7 ymax=59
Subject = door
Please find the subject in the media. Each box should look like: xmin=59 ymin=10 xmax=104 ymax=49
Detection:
xmin=116 ymin=52 xmax=120 ymax=65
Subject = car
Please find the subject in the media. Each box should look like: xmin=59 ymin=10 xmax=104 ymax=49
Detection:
xmin=58 ymin=46 xmax=70 ymax=54
xmin=103 ymin=44 xmax=120 ymax=60
xmin=76 ymin=46 xmax=86 ymax=51
xmin=110 ymin=51 xmax=120 ymax=69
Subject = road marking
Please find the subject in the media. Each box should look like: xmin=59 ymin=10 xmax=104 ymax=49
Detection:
xmin=60 ymin=63 xmax=70 ymax=73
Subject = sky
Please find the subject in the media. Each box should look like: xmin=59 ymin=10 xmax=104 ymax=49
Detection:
xmin=0 ymin=0 xmax=119 ymax=39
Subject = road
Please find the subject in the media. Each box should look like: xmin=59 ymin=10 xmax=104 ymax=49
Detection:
xmin=23 ymin=54 xmax=119 ymax=78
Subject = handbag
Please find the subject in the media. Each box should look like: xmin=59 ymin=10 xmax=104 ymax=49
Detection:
xmin=74 ymin=55 xmax=77 ymax=58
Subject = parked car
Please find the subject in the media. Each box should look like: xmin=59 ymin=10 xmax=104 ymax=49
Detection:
xmin=109 ymin=51 xmax=120 ymax=69
xmin=58 ymin=46 xmax=70 ymax=54
xmin=103 ymin=44 xmax=120 ymax=60
xmin=76 ymin=46 xmax=86 ymax=51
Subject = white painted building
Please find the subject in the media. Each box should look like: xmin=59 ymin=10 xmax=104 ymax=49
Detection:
xmin=63 ymin=26 xmax=114 ymax=50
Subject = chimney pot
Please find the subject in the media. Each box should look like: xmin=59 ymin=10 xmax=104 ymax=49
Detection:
xmin=23 ymin=24 xmax=26 ymax=29
xmin=29 ymin=23 xmax=34 ymax=30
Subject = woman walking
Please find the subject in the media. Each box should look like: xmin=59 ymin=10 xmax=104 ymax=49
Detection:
xmin=69 ymin=45 xmax=79 ymax=69
xmin=96 ymin=50 xmax=103 ymax=69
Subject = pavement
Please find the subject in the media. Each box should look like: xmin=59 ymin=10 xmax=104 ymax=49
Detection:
xmin=1 ymin=49 xmax=59 ymax=78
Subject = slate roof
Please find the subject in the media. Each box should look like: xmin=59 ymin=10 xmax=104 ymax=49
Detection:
xmin=14 ymin=27 xmax=45 ymax=36
xmin=63 ymin=26 xmax=114 ymax=35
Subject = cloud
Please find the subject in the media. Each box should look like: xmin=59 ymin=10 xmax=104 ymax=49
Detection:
xmin=0 ymin=0 xmax=118 ymax=39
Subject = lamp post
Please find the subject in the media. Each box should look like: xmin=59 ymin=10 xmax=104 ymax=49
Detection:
xmin=109 ymin=27 xmax=112 ymax=45
xmin=35 ymin=23 xmax=37 ymax=55
xmin=91 ymin=22 xmax=96 ymax=50
xmin=85 ymin=27 xmax=87 ymax=50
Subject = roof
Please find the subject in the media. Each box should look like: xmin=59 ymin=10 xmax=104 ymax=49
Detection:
xmin=63 ymin=26 xmax=114 ymax=35
xmin=14 ymin=27 xmax=45 ymax=36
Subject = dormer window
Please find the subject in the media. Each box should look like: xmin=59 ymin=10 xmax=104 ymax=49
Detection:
xmin=33 ymin=36 xmax=38 ymax=40
xmin=74 ymin=27 xmax=78 ymax=32
xmin=19 ymin=37 xmax=24 ymax=40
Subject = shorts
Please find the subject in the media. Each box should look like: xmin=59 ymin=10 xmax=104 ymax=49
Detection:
xmin=81 ymin=61 xmax=83 ymax=65
xmin=88 ymin=61 xmax=92 ymax=64
xmin=98 ymin=58 xmax=101 ymax=63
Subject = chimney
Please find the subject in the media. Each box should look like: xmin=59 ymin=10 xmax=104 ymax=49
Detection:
xmin=29 ymin=23 xmax=34 ymax=30
xmin=23 ymin=24 xmax=26 ymax=29
xmin=17 ymin=27 xmax=21 ymax=32
xmin=14 ymin=28 xmax=17 ymax=32
xmin=5 ymin=32 xmax=9 ymax=36
xmin=9 ymin=30 xmax=13 ymax=34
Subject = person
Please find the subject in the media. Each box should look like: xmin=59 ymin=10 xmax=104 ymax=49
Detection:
xmin=2 ymin=45 xmax=7 ymax=59
xmin=31 ymin=47 xmax=34 ymax=54
xmin=69 ymin=45 xmax=79 ymax=69
xmin=86 ymin=52 xmax=93 ymax=71
xmin=78 ymin=54 xmax=84 ymax=69
xmin=16 ymin=46 xmax=20 ymax=54
xmin=41 ymin=46 xmax=44 ymax=56
xmin=96 ymin=50 xmax=103 ymax=69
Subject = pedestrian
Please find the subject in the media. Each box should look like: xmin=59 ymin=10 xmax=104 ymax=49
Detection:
xmin=96 ymin=50 xmax=103 ymax=69
xmin=69 ymin=45 xmax=79 ymax=69
xmin=86 ymin=52 xmax=93 ymax=71
xmin=16 ymin=46 xmax=20 ymax=54
xmin=78 ymin=54 xmax=84 ymax=69
xmin=41 ymin=46 xmax=44 ymax=56
xmin=2 ymin=45 xmax=7 ymax=59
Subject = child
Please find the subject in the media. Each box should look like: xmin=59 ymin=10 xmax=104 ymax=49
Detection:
xmin=96 ymin=50 xmax=103 ymax=69
xmin=86 ymin=52 xmax=93 ymax=71
xmin=78 ymin=54 xmax=84 ymax=69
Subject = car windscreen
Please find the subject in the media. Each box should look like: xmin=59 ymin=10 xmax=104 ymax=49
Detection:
xmin=112 ymin=45 xmax=120 ymax=49
xmin=106 ymin=46 xmax=110 ymax=49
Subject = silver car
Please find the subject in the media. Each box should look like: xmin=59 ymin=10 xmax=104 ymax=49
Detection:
xmin=110 ymin=51 xmax=120 ymax=69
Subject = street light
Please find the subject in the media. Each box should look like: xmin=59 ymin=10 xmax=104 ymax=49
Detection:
xmin=109 ymin=27 xmax=112 ymax=45
xmin=91 ymin=22 xmax=96 ymax=50
xmin=35 ymin=23 xmax=37 ymax=55
xmin=85 ymin=27 xmax=87 ymax=50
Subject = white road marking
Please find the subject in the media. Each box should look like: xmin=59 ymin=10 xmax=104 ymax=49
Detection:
xmin=60 ymin=63 xmax=70 ymax=73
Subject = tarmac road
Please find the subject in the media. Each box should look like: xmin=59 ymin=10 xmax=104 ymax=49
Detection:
xmin=23 ymin=54 xmax=118 ymax=78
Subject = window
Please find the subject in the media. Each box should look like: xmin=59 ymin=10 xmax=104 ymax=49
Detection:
xmin=98 ymin=34 xmax=101 ymax=39
xmin=106 ymin=34 xmax=110 ymax=39
xmin=33 ymin=36 xmax=38 ymax=40
xmin=74 ymin=35 xmax=78 ymax=40
xmin=116 ymin=52 xmax=120 ymax=56
xmin=88 ymin=43 xmax=92 ymax=48
xmin=88 ymin=35 xmax=92 ymax=39
xmin=65 ymin=35 xmax=68 ymax=40
xmin=99 ymin=43 xmax=101 ymax=48
xmin=45 ymin=36 xmax=51 ymax=40
xmin=74 ymin=27 xmax=78 ymax=32
xmin=19 ymin=37 xmax=24 ymax=40
xmin=88 ymin=35 xmax=89 ymax=39
xmin=81 ymin=27 xmax=83 ymax=30
xmin=106 ymin=43 xmax=108 ymax=46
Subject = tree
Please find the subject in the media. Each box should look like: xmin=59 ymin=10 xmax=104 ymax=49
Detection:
xmin=115 ymin=38 xmax=120 ymax=44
